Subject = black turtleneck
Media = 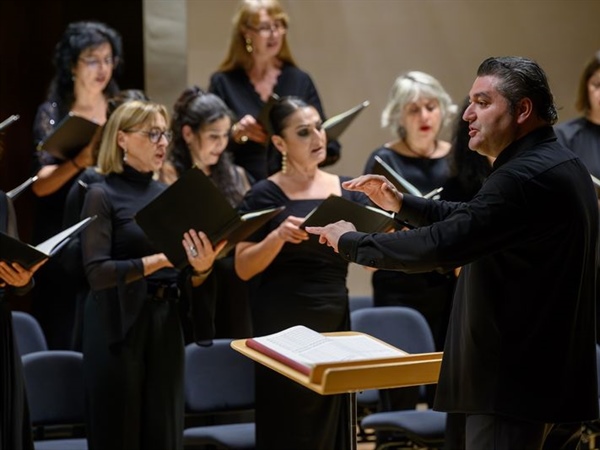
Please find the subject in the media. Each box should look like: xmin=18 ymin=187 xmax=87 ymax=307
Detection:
xmin=81 ymin=164 xmax=177 ymax=292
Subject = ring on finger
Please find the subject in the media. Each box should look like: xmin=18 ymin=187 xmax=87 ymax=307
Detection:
xmin=189 ymin=245 xmax=198 ymax=258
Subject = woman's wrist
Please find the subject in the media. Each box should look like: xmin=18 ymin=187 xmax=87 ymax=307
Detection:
xmin=70 ymin=158 xmax=83 ymax=170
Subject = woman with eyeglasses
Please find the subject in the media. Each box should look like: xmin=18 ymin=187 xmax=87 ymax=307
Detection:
xmin=80 ymin=100 xmax=223 ymax=450
xmin=30 ymin=21 xmax=123 ymax=350
xmin=208 ymin=0 xmax=341 ymax=183
xmin=161 ymin=86 xmax=253 ymax=339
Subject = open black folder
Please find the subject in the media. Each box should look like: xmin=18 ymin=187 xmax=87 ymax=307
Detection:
xmin=37 ymin=112 xmax=100 ymax=159
xmin=0 ymin=216 xmax=96 ymax=271
xmin=300 ymin=195 xmax=395 ymax=233
xmin=135 ymin=167 xmax=285 ymax=269
xmin=372 ymin=155 xmax=444 ymax=199
xmin=322 ymin=100 xmax=369 ymax=141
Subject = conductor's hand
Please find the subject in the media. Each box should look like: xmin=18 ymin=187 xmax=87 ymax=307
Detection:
xmin=183 ymin=229 xmax=226 ymax=274
xmin=232 ymin=115 xmax=268 ymax=145
xmin=305 ymin=220 xmax=357 ymax=254
xmin=276 ymin=215 xmax=309 ymax=244
xmin=0 ymin=258 xmax=47 ymax=288
xmin=342 ymin=175 xmax=402 ymax=213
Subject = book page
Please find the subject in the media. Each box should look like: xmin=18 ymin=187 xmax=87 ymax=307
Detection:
xmin=251 ymin=325 xmax=406 ymax=368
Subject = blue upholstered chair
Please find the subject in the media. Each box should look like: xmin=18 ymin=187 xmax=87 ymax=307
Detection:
xmin=21 ymin=350 xmax=87 ymax=450
xmin=12 ymin=311 xmax=48 ymax=356
xmin=351 ymin=306 xmax=446 ymax=450
xmin=183 ymin=339 xmax=255 ymax=449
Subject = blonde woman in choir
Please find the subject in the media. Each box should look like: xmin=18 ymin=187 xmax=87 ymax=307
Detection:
xmin=209 ymin=0 xmax=340 ymax=181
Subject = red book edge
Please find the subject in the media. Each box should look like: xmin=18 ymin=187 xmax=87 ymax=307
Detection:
xmin=246 ymin=338 xmax=312 ymax=376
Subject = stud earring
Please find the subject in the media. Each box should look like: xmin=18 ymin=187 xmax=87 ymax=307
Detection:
xmin=245 ymin=37 xmax=253 ymax=54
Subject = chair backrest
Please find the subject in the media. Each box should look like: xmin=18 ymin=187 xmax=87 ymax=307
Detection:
xmin=350 ymin=306 xmax=436 ymax=355
xmin=184 ymin=338 xmax=255 ymax=413
xmin=12 ymin=311 xmax=48 ymax=356
xmin=21 ymin=350 xmax=85 ymax=425
xmin=348 ymin=295 xmax=374 ymax=313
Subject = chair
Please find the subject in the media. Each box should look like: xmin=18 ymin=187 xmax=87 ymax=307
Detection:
xmin=21 ymin=350 xmax=87 ymax=450
xmin=349 ymin=294 xmax=374 ymax=313
xmin=183 ymin=339 xmax=255 ymax=449
xmin=12 ymin=311 xmax=48 ymax=356
xmin=351 ymin=306 xmax=446 ymax=450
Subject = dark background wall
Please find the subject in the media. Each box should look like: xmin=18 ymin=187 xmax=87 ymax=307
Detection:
xmin=0 ymin=0 xmax=144 ymax=308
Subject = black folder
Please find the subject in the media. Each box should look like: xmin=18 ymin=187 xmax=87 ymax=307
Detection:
xmin=37 ymin=113 xmax=100 ymax=159
xmin=300 ymin=195 xmax=395 ymax=233
xmin=0 ymin=216 xmax=96 ymax=271
xmin=322 ymin=100 xmax=370 ymax=142
xmin=135 ymin=167 xmax=285 ymax=269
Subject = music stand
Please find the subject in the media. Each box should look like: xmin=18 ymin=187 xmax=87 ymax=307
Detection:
xmin=231 ymin=331 xmax=442 ymax=450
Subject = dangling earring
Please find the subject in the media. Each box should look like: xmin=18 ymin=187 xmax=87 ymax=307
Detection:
xmin=281 ymin=152 xmax=287 ymax=174
xmin=245 ymin=37 xmax=253 ymax=54
xmin=123 ymin=148 xmax=128 ymax=162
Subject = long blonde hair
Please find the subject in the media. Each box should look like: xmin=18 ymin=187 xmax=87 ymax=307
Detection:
xmin=97 ymin=100 xmax=169 ymax=174
xmin=218 ymin=0 xmax=296 ymax=72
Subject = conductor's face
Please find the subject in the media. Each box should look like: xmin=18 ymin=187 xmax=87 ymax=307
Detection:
xmin=463 ymin=75 xmax=519 ymax=159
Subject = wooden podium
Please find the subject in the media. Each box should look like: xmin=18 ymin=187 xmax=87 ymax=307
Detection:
xmin=231 ymin=332 xmax=442 ymax=449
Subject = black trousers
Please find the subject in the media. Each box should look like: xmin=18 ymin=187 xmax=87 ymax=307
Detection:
xmin=465 ymin=414 xmax=582 ymax=450
xmin=82 ymin=298 xmax=184 ymax=450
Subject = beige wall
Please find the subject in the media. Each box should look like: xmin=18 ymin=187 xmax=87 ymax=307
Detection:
xmin=146 ymin=0 xmax=600 ymax=296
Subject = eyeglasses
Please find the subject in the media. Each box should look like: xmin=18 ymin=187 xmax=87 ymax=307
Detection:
xmin=247 ymin=21 xmax=287 ymax=36
xmin=124 ymin=129 xmax=173 ymax=144
xmin=79 ymin=56 xmax=117 ymax=69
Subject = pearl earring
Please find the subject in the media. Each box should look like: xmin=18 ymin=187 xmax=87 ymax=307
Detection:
xmin=245 ymin=37 xmax=253 ymax=54
xmin=281 ymin=152 xmax=287 ymax=174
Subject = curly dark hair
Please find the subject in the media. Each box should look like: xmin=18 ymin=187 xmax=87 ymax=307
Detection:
xmin=47 ymin=21 xmax=123 ymax=117
xmin=169 ymin=86 xmax=246 ymax=206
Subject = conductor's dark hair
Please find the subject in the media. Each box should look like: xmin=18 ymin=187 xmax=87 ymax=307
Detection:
xmin=169 ymin=86 xmax=244 ymax=206
xmin=48 ymin=21 xmax=123 ymax=117
xmin=477 ymin=56 xmax=558 ymax=125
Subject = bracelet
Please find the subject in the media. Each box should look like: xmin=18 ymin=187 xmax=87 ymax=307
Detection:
xmin=70 ymin=159 xmax=83 ymax=170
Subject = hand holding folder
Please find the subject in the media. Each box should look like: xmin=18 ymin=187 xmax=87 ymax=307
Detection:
xmin=135 ymin=167 xmax=285 ymax=269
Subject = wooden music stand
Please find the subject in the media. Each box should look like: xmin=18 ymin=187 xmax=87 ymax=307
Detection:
xmin=231 ymin=331 xmax=442 ymax=450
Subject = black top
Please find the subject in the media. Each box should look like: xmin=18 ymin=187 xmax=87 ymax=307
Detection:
xmin=364 ymin=146 xmax=451 ymax=195
xmin=555 ymin=116 xmax=600 ymax=178
xmin=31 ymin=101 xmax=80 ymax=243
xmin=81 ymin=165 xmax=216 ymax=344
xmin=209 ymin=64 xmax=341 ymax=181
xmin=340 ymin=127 xmax=599 ymax=423
xmin=238 ymin=176 xmax=370 ymax=334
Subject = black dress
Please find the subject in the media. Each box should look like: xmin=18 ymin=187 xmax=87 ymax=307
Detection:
xmin=80 ymin=165 xmax=216 ymax=450
xmin=209 ymin=64 xmax=341 ymax=181
xmin=237 ymin=177 xmax=368 ymax=450
xmin=0 ymin=191 xmax=34 ymax=450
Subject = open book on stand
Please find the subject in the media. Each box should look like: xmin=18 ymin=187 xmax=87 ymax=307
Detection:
xmin=372 ymin=155 xmax=443 ymax=199
xmin=300 ymin=194 xmax=395 ymax=233
xmin=246 ymin=325 xmax=408 ymax=377
xmin=135 ymin=167 xmax=284 ymax=269
xmin=0 ymin=216 xmax=96 ymax=270
xmin=37 ymin=112 xmax=100 ymax=159
xmin=323 ymin=100 xmax=369 ymax=141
